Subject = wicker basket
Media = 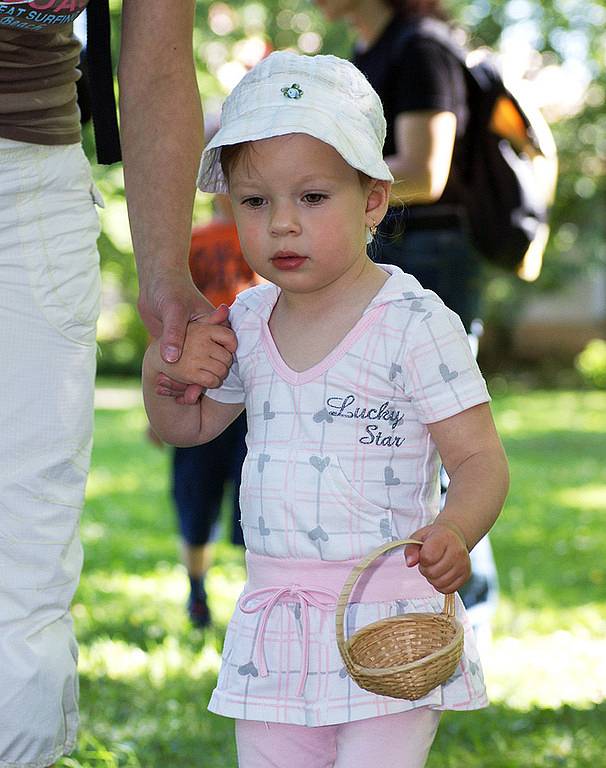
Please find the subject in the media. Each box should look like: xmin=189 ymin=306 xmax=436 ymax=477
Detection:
xmin=335 ymin=539 xmax=464 ymax=701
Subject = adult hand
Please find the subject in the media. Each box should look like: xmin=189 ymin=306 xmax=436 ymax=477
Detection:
xmin=138 ymin=269 xmax=236 ymax=403
xmin=155 ymin=304 xmax=236 ymax=405
xmin=138 ymin=266 xmax=214 ymax=361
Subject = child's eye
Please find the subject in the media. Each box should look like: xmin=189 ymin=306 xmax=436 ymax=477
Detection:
xmin=242 ymin=196 xmax=265 ymax=208
xmin=302 ymin=193 xmax=327 ymax=205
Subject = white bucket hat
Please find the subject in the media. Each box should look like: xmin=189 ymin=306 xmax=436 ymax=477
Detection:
xmin=198 ymin=51 xmax=394 ymax=194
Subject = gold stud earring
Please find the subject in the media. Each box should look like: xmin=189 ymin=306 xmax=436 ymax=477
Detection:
xmin=369 ymin=220 xmax=378 ymax=237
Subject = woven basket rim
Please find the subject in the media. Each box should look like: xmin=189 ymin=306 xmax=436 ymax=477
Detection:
xmin=344 ymin=612 xmax=464 ymax=678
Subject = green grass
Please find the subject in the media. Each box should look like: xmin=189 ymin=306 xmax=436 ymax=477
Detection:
xmin=57 ymin=384 xmax=606 ymax=767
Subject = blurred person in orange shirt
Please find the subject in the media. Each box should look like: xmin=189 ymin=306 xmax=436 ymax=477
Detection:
xmin=151 ymin=193 xmax=258 ymax=628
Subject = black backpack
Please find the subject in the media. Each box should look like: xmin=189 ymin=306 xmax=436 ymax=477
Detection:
xmin=395 ymin=20 xmax=557 ymax=279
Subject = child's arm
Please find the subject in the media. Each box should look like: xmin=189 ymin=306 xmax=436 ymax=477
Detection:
xmin=142 ymin=323 xmax=243 ymax=446
xmin=405 ymin=403 xmax=509 ymax=594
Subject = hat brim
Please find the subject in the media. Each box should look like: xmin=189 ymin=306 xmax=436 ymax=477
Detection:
xmin=197 ymin=104 xmax=394 ymax=194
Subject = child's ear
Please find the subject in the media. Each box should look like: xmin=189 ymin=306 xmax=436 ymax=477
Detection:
xmin=365 ymin=180 xmax=391 ymax=227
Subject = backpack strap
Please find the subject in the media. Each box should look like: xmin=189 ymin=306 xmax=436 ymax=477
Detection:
xmin=86 ymin=0 xmax=121 ymax=164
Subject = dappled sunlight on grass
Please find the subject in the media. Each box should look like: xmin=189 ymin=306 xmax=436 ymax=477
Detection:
xmin=94 ymin=386 xmax=142 ymax=411
xmin=80 ymin=636 xmax=222 ymax=685
xmin=84 ymin=564 xmax=190 ymax=603
xmin=492 ymin=390 xmax=606 ymax=435
xmin=86 ymin=467 xmax=147 ymax=499
xmin=494 ymin=597 xmax=606 ymax=635
xmin=555 ymin=484 xmax=606 ymax=511
xmin=487 ymin=391 xmax=606 ymax=619
xmin=60 ymin=734 xmax=141 ymax=768
xmin=206 ymin=559 xmax=246 ymax=626
xmin=484 ymin=627 xmax=606 ymax=708
xmin=428 ymin=702 xmax=606 ymax=768
xmin=57 ymin=385 xmax=605 ymax=767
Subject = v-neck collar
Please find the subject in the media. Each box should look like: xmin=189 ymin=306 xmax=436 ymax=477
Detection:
xmin=235 ymin=265 xmax=425 ymax=385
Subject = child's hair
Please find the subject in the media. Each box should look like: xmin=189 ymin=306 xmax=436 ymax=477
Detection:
xmin=197 ymin=51 xmax=393 ymax=195
xmin=218 ymin=141 xmax=254 ymax=187
xmin=219 ymin=139 xmax=372 ymax=190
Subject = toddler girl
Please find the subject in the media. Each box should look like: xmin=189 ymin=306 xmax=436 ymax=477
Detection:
xmin=143 ymin=51 xmax=509 ymax=768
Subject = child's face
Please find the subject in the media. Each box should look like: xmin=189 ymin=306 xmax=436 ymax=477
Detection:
xmin=227 ymin=133 xmax=387 ymax=298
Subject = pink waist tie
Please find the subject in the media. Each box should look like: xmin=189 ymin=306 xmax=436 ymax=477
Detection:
xmin=239 ymin=551 xmax=437 ymax=697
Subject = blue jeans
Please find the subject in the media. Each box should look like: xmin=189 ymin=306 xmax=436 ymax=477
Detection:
xmin=373 ymin=226 xmax=482 ymax=332
xmin=172 ymin=412 xmax=247 ymax=547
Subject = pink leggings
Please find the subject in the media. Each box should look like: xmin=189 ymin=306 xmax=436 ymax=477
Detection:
xmin=235 ymin=708 xmax=442 ymax=768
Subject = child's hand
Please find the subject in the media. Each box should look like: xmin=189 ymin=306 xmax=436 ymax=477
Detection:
xmin=154 ymin=304 xmax=237 ymax=404
xmin=404 ymin=522 xmax=471 ymax=594
xmin=155 ymin=372 xmax=199 ymax=406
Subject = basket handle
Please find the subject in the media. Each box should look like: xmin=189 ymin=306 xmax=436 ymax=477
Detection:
xmin=335 ymin=538 xmax=456 ymax=669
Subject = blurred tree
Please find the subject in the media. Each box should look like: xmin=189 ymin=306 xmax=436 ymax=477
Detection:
xmin=89 ymin=0 xmax=605 ymax=375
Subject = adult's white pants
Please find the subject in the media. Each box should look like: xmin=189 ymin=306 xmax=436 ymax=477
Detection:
xmin=0 ymin=137 xmax=102 ymax=768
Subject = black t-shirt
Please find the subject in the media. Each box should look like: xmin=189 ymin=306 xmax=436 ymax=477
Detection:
xmin=353 ymin=17 xmax=468 ymax=209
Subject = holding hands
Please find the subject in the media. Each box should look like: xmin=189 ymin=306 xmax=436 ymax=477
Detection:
xmin=148 ymin=303 xmax=237 ymax=405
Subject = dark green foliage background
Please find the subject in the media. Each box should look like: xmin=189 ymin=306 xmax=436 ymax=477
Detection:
xmin=89 ymin=0 xmax=605 ymax=375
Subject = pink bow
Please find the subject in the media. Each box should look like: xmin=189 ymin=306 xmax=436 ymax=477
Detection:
xmin=239 ymin=584 xmax=338 ymax=697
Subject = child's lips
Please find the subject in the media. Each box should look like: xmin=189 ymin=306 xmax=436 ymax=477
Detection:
xmin=271 ymin=251 xmax=308 ymax=270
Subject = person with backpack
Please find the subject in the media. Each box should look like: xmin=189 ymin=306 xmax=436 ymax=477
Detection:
xmin=317 ymin=0 xmax=482 ymax=328
xmin=315 ymin=0 xmax=501 ymax=644
xmin=0 ymin=4 xmax=235 ymax=767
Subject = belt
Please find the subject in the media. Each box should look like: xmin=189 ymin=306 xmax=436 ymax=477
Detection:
xmin=382 ymin=204 xmax=467 ymax=235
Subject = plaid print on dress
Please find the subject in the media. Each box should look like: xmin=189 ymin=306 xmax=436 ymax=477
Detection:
xmin=205 ymin=264 xmax=490 ymax=724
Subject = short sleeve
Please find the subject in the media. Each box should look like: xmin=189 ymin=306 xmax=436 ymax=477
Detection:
xmin=204 ymin=357 xmax=245 ymax=404
xmin=392 ymin=37 xmax=465 ymax=116
xmin=204 ymin=298 xmax=248 ymax=405
xmin=401 ymin=301 xmax=490 ymax=424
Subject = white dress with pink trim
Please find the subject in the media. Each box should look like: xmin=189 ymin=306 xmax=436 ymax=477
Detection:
xmin=205 ymin=265 xmax=490 ymax=726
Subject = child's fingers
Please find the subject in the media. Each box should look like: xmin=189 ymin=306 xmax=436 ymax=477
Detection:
xmin=188 ymin=369 xmax=225 ymax=390
xmin=404 ymin=544 xmax=421 ymax=567
xmin=418 ymin=535 xmax=449 ymax=569
xmin=190 ymin=311 xmax=238 ymax=353
xmin=406 ymin=524 xmax=470 ymax=592
xmin=156 ymin=373 xmax=187 ymax=392
xmin=420 ymin=553 xmax=470 ymax=587
xmin=201 ymin=303 xmax=230 ymax=326
xmin=197 ymin=357 xmax=231 ymax=384
xmin=404 ymin=525 xmax=433 ymax=567
xmin=209 ymin=325 xmax=238 ymax=353
xmin=184 ymin=320 xmax=237 ymax=359
xmin=207 ymin=343 xmax=234 ymax=368
xmin=421 ymin=562 xmax=470 ymax=594
xmin=181 ymin=383 xmax=204 ymax=405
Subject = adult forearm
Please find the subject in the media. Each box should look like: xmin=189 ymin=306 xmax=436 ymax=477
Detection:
xmin=386 ymin=155 xmax=436 ymax=206
xmin=119 ymin=59 xmax=203 ymax=278
xmin=387 ymin=111 xmax=457 ymax=206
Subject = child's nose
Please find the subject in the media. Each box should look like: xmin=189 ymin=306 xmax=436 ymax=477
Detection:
xmin=269 ymin=203 xmax=301 ymax=236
